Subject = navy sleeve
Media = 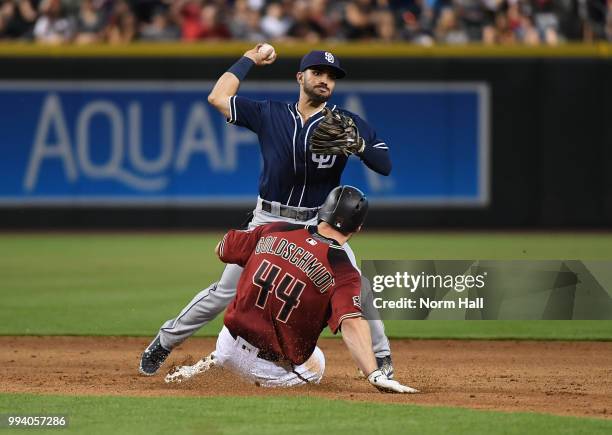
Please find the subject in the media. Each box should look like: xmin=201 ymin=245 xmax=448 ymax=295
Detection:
xmin=351 ymin=113 xmax=392 ymax=176
xmin=227 ymin=95 xmax=267 ymax=134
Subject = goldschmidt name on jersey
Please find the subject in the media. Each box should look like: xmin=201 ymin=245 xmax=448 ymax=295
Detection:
xmin=255 ymin=235 xmax=335 ymax=293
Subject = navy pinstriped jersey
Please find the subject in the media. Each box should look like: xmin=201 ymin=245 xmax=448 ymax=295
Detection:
xmin=227 ymin=96 xmax=391 ymax=208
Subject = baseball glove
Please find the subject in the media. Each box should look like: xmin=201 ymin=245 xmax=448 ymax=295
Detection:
xmin=309 ymin=108 xmax=365 ymax=157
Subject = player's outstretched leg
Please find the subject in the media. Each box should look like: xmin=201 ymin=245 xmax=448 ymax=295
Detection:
xmin=139 ymin=263 xmax=243 ymax=375
xmin=164 ymin=352 xmax=217 ymax=384
xmin=277 ymin=347 xmax=326 ymax=387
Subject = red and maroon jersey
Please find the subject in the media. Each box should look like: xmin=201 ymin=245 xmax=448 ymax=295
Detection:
xmin=219 ymin=222 xmax=362 ymax=365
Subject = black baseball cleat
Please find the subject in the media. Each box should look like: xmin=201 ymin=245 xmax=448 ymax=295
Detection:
xmin=139 ymin=335 xmax=171 ymax=376
xmin=376 ymin=355 xmax=394 ymax=379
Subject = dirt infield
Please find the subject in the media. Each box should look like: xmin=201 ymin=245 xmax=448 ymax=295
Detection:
xmin=1 ymin=336 xmax=610 ymax=419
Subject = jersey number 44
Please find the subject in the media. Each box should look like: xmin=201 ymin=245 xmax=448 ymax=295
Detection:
xmin=252 ymin=259 xmax=306 ymax=323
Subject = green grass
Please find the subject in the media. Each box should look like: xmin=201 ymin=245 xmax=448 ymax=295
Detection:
xmin=0 ymin=233 xmax=611 ymax=338
xmin=0 ymin=394 xmax=610 ymax=435
xmin=1 ymin=234 xmax=611 ymax=434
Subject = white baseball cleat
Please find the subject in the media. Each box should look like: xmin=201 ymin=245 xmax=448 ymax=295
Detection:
xmin=165 ymin=354 xmax=216 ymax=384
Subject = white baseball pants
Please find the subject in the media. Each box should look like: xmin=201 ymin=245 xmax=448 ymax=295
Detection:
xmin=214 ymin=326 xmax=325 ymax=387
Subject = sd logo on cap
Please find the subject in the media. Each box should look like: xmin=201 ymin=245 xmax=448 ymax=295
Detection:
xmin=299 ymin=50 xmax=346 ymax=79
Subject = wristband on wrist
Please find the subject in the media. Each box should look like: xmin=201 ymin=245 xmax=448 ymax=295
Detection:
xmin=227 ymin=56 xmax=255 ymax=81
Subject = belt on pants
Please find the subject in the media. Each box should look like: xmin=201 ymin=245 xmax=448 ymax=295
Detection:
xmin=260 ymin=200 xmax=319 ymax=222
xmin=227 ymin=328 xmax=284 ymax=363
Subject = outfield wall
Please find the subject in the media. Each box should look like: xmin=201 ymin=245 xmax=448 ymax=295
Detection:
xmin=0 ymin=45 xmax=610 ymax=228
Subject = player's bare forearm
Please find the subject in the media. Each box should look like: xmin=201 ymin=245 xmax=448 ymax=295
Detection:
xmin=340 ymin=317 xmax=378 ymax=376
xmin=207 ymin=44 xmax=277 ymax=119
xmin=207 ymin=73 xmax=240 ymax=119
xmin=360 ymin=146 xmax=392 ymax=176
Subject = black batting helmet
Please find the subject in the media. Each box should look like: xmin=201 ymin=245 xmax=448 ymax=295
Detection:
xmin=318 ymin=185 xmax=369 ymax=235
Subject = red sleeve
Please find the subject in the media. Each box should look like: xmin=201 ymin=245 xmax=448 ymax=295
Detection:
xmin=219 ymin=222 xmax=303 ymax=266
xmin=218 ymin=226 xmax=266 ymax=266
xmin=327 ymin=268 xmax=362 ymax=334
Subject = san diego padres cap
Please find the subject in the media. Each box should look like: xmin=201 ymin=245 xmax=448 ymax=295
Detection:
xmin=299 ymin=50 xmax=346 ymax=79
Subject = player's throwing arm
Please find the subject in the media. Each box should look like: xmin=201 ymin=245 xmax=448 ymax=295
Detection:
xmin=208 ymin=43 xmax=276 ymax=119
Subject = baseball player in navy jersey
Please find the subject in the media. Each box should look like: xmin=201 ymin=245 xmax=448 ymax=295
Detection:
xmin=140 ymin=44 xmax=394 ymax=378
xmin=165 ymin=186 xmax=417 ymax=392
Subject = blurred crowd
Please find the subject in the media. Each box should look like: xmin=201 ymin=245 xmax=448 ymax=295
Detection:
xmin=1 ymin=0 xmax=611 ymax=45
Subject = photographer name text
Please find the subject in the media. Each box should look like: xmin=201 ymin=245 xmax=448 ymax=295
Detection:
xmin=373 ymin=297 xmax=484 ymax=310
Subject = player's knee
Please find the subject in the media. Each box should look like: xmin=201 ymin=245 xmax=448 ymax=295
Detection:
xmin=342 ymin=243 xmax=360 ymax=272
xmin=361 ymin=275 xmax=372 ymax=294
xmin=306 ymin=347 xmax=325 ymax=383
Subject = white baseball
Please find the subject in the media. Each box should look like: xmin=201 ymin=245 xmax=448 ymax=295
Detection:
xmin=258 ymin=43 xmax=275 ymax=60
